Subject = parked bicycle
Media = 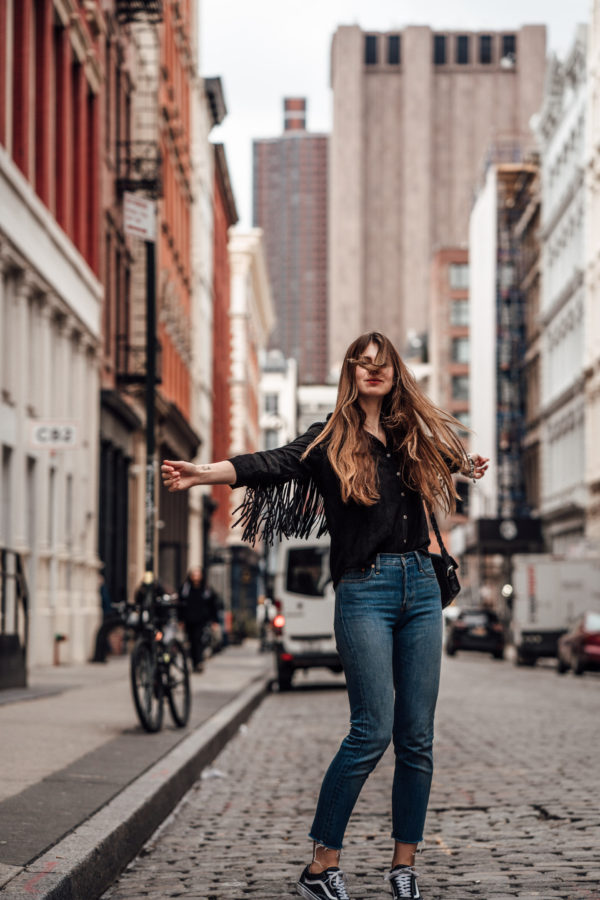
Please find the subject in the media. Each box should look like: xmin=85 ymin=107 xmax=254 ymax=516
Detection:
xmin=125 ymin=588 xmax=191 ymax=733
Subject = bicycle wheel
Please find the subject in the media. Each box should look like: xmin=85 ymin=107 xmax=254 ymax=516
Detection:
xmin=130 ymin=637 xmax=164 ymax=732
xmin=165 ymin=638 xmax=191 ymax=727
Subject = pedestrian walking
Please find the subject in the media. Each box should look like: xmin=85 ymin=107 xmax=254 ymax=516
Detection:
xmin=161 ymin=332 xmax=489 ymax=900
xmin=178 ymin=567 xmax=220 ymax=671
xmin=91 ymin=566 xmax=123 ymax=663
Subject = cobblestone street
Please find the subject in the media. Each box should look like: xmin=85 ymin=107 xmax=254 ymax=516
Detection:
xmin=104 ymin=653 xmax=600 ymax=900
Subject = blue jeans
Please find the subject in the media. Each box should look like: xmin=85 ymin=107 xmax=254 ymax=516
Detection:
xmin=309 ymin=551 xmax=443 ymax=849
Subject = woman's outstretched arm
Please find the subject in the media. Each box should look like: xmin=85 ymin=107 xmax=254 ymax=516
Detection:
xmin=161 ymin=460 xmax=236 ymax=492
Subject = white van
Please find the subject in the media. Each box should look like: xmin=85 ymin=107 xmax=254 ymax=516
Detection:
xmin=271 ymin=536 xmax=341 ymax=690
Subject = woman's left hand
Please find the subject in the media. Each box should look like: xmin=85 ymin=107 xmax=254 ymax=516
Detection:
xmin=470 ymin=454 xmax=489 ymax=479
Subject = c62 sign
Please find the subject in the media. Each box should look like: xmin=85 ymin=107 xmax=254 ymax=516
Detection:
xmin=30 ymin=422 xmax=78 ymax=449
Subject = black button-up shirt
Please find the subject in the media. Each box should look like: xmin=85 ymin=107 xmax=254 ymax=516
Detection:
xmin=229 ymin=421 xmax=438 ymax=587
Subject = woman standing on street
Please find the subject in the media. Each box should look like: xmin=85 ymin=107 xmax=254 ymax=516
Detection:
xmin=161 ymin=332 xmax=488 ymax=900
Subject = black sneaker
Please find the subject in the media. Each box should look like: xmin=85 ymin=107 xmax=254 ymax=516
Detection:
xmin=385 ymin=864 xmax=422 ymax=899
xmin=297 ymin=865 xmax=351 ymax=900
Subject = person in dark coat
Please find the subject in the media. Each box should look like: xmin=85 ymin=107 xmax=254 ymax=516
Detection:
xmin=179 ymin=567 xmax=219 ymax=671
xmin=91 ymin=568 xmax=122 ymax=663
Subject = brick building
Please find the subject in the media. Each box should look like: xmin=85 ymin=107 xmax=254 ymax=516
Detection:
xmin=253 ymin=98 xmax=328 ymax=384
xmin=0 ymin=0 xmax=104 ymax=668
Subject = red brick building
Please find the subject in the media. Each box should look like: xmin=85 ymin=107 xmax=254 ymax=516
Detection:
xmin=429 ymin=247 xmax=471 ymax=530
xmin=1 ymin=0 xmax=102 ymax=272
xmin=98 ymin=1 xmax=200 ymax=598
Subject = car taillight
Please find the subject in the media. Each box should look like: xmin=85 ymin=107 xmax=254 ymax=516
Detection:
xmin=280 ymin=652 xmax=294 ymax=662
xmin=491 ymin=624 xmax=504 ymax=632
xmin=273 ymin=613 xmax=285 ymax=630
xmin=584 ymin=632 xmax=600 ymax=645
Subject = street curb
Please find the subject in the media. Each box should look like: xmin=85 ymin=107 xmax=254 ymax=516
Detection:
xmin=0 ymin=674 xmax=271 ymax=900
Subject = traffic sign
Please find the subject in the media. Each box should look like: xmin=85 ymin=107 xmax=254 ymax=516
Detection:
xmin=124 ymin=192 xmax=156 ymax=241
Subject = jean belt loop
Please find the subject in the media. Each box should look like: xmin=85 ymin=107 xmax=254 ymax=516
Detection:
xmin=415 ymin=550 xmax=424 ymax=574
xmin=401 ymin=554 xmax=408 ymax=609
xmin=375 ymin=553 xmax=381 ymax=575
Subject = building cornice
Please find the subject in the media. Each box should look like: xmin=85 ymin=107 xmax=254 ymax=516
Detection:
xmin=540 ymin=267 xmax=584 ymax=327
xmin=540 ymin=167 xmax=584 ymax=241
xmin=213 ymin=144 xmax=239 ymax=226
xmin=540 ymin=377 xmax=586 ymax=425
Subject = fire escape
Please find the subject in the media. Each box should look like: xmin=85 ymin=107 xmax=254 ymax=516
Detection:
xmin=115 ymin=0 xmax=163 ymax=386
xmin=496 ymin=167 xmax=535 ymax=519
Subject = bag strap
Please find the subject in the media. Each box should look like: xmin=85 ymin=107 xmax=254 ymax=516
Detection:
xmin=426 ymin=505 xmax=456 ymax=570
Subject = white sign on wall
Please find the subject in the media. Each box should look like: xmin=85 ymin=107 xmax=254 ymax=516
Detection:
xmin=123 ymin=192 xmax=157 ymax=242
xmin=30 ymin=421 xmax=78 ymax=449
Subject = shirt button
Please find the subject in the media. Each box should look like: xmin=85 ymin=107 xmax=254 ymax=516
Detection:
xmin=401 ymin=492 xmax=405 ymax=496
xmin=386 ymin=453 xmax=391 ymax=458
xmin=404 ymin=539 xmax=407 ymax=543
xmin=396 ymin=471 xmax=400 ymax=476
xmin=403 ymin=514 xmax=408 ymax=519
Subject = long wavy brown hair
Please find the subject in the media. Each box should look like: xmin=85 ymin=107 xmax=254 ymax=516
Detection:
xmin=302 ymin=332 xmax=470 ymax=513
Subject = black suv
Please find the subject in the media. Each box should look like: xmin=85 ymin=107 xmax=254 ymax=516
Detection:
xmin=445 ymin=608 xmax=505 ymax=660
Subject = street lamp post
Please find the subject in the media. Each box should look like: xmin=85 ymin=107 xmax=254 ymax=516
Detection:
xmin=145 ymin=238 xmax=157 ymax=580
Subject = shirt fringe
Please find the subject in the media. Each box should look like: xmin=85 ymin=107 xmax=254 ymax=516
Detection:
xmin=232 ymin=476 xmax=329 ymax=546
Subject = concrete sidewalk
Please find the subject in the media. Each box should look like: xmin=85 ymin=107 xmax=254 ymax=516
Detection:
xmin=0 ymin=641 xmax=272 ymax=899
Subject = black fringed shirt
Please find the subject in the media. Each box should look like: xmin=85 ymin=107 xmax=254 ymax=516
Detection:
xmin=229 ymin=421 xmax=442 ymax=587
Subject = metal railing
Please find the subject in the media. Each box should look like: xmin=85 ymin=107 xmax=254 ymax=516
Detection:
xmin=0 ymin=548 xmax=29 ymax=689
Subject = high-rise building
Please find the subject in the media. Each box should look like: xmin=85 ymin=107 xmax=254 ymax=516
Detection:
xmin=328 ymin=25 xmax=547 ymax=371
xmin=253 ymin=99 xmax=328 ymax=384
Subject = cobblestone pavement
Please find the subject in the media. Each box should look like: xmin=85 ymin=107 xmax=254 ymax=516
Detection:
xmin=104 ymin=653 xmax=600 ymax=900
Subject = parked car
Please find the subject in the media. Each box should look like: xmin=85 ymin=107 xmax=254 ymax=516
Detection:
xmin=556 ymin=612 xmax=600 ymax=675
xmin=445 ymin=608 xmax=505 ymax=659
xmin=270 ymin=536 xmax=342 ymax=691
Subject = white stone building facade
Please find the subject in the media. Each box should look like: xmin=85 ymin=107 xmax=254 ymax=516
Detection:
xmin=537 ymin=27 xmax=588 ymax=553
xmin=260 ymin=351 xmax=298 ymax=450
xmin=228 ymin=229 xmax=275 ymax=543
xmin=0 ymin=147 xmax=102 ymax=666
xmin=585 ymin=3 xmax=600 ymax=545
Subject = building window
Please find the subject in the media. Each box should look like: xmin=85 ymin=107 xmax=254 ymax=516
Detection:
xmin=265 ymin=428 xmax=279 ymax=450
xmin=456 ymin=35 xmax=469 ymax=64
xmin=264 ymin=392 xmax=278 ymax=414
xmin=455 ymin=480 xmax=469 ymax=515
xmin=365 ymin=35 xmax=378 ymax=65
xmin=451 ymin=375 xmax=469 ymax=400
xmin=480 ymin=35 xmax=493 ymax=64
xmin=387 ymin=35 xmax=400 ymax=65
xmin=454 ymin=411 xmax=471 ymax=430
xmin=450 ymin=299 xmax=469 ymax=326
xmin=501 ymin=34 xmax=516 ymax=65
xmin=434 ymin=35 xmax=446 ymax=65
xmin=451 ymin=337 xmax=470 ymax=364
xmin=449 ymin=262 xmax=469 ymax=289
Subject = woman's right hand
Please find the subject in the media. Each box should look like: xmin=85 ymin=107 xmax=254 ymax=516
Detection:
xmin=161 ymin=460 xmax=199 ymax=492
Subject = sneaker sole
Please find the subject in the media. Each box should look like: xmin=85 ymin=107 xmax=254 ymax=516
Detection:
xmin=296 ymin=881 xmax=324 ymax=900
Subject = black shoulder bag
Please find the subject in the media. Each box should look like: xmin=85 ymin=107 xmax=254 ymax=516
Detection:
xmin=427 ymin=507 xmax=461 ymax=609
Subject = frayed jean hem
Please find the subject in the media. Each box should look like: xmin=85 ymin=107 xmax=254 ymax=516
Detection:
xmin=308 ymin=833 xmax=343 ymax=852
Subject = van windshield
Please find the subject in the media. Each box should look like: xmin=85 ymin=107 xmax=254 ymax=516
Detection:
xmin=286 ymin=547 xmax=330 ymax=596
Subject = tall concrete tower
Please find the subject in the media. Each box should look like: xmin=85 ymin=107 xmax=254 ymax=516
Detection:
xmin=253 ymin=99 xmax=328 ymax=384
xmin=328 ymin=25 xmax=547 ymax=370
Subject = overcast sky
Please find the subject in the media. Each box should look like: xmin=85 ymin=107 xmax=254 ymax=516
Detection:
xmin=201 ymin=0 xmax=591 ymax=227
